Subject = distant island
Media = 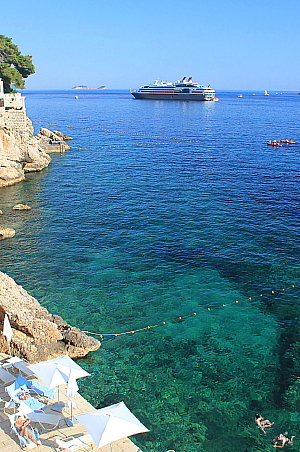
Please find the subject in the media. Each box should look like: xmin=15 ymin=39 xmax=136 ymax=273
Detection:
xmin=72 ymin=85 xmax=107 ymax=90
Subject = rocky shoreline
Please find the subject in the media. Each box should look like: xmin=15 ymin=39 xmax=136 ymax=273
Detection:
xmin=0 ymin=272 xmax=100 ymax=363
xmin=0 ymin=112 xmax=101 ymax=362
xmin=0 ymin=118 xmax=72 ymax=188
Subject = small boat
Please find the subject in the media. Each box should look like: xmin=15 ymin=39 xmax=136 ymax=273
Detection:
xmin=266 ymin=140 xmax=283 ymax=147
xmin=280 ymin=139 xmax=296 ymax=144
xmin=264 ymin=90 xmax=270 ymax=96
xmin=237 ymin=94 xmax=243 ymax=97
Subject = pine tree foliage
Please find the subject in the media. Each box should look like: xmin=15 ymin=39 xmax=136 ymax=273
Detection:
xmin=0 ymin=35 xmax=35 ymax=93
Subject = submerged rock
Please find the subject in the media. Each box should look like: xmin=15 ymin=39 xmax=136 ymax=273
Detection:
xmin=0 ymin=272 xmax=100 ymax=362
xmin=13 ymin=204 xmax=32 ymax=211
xmin=0 ymin=226 xmax=15 ymax=239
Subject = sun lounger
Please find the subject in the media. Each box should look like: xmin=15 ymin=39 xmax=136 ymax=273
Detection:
xmin=7 ymin=413 xmax=41 ymax=449
xmin=0 ymin=365 xmax=16 ymax=384
xmin=5 ymin=377 xmax=45 ymax=411
xmin=14 ymin=374 xmax=57 ymax=400
xmin=7 ymin=400 xmax=61 ymax=431
xmin=3 ymin=357 xmax=37 ymax=379
xmin=53 ymin=433 xmax=95 ymax=451
xmin=4 ymin=401 xmax=19 ymax=415
xmin=27 ymin=411 xmax=61 ymax=431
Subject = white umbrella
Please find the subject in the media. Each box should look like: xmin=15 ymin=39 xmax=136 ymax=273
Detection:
xmin=3 ymin=314 xmax=13 ymax=343
xmin=28 ymin=355 xmax=90 ymax=412
xmin=75 ymin=401 xmax=149 ymax=449
xmin=67 ymin=367 xmax=79 ymax=399
xmin=28 ymin=355 xmax=90 ymax=388
xmin=66 ymin=367 xmax=79 ymax=424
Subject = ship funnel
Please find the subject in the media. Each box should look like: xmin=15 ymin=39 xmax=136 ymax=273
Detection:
xmin=188 ymin=77 xmax=192 ymax=82
xmin=182 ymin=77 xmax=187 ymax=82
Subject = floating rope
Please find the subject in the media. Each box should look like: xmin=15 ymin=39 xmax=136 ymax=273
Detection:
xmin=70 ymin=141 xmax=186 ymax=151
xmin=33 ymin=121 xmax=201 ymax=144
xmin=82 ymin=284 xmax=297 ymax=340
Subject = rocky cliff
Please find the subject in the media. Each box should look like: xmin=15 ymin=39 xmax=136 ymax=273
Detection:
xmin=0 ymin=117 xmax=51 ymax=188
xmin=0 ymin=272 xmax=100 ymax=363
xmin=0 ymin=120 xmax=73 ymax=186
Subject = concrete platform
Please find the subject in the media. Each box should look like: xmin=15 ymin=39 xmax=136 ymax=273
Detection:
xmin=0 ymin=355 xmax=142 ymax=452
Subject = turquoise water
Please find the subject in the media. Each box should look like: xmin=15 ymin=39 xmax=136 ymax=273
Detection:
xmin=1 ymin=90 xmax=300 ymax=451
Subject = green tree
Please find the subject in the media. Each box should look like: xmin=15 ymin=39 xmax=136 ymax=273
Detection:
xmin=0 ymin=35 xmax=35 ymax=93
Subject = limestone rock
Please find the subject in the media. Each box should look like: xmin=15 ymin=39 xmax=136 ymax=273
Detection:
xmin=52 ymin=130 xmax=73 ymax=140
xmin=0 ymin=118 xmax=51 ymax=187
xmin=13 ymin=204 xmax=31 ymax=211
xmin=0 ymin=226 xmax=15 ymax=239
xmin=0 ymin=272 xmax=100 ymax=363
xmin=36 ymin=127 xmax=73 ymax=142
xmin=36 ymin=128 xmax=72 ymax=152
xmin=23 ymin=133 xmax=52 ymax=171
xmin=36 ymin=127 xmax=52 ymax=139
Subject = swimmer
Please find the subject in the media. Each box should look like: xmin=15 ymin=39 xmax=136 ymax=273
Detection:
xmin=273 ymin=432 xmax=295 ymax=448
xmin=255 ymin=414 xmax=274 ymax=434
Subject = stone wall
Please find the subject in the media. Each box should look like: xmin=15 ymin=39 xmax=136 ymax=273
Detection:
xmin=4 ymin=109 xmax=27 ymax=132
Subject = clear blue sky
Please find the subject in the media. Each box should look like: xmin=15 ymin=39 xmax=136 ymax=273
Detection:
xmin=2 ymin=0 xmax=300 ymax=91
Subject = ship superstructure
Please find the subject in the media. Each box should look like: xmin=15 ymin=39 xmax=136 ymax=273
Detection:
xmin=131 ymin=77 xmax=217 ymax=101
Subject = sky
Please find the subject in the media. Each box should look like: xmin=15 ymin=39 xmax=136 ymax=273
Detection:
xmin=2 ymin=0 xmax=300 ymax=91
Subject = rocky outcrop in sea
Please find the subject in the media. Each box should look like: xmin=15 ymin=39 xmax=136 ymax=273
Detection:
xmin=0 ymin=272 xmax=100 ymax=363
xmin=36 ymin=127 xmax=73 ymax=153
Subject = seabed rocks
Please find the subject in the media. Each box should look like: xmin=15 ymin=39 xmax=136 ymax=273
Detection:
xmin=0 ymin=225 xmax=15 ymax=239
xmin=12 ymin=204 xmax=31 ymax=210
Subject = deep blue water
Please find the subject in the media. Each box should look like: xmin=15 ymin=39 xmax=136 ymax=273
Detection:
xmin=1 ymin=89 xmax=300 ymax=452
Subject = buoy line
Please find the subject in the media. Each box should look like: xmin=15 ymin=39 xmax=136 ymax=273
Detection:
xmin=33 ymin=121 xmax=202 ymax=143
xmin=70 ymin=141 xmax=186 ymax=151
xmin=82 ymin=283 xmax=297 ymax=341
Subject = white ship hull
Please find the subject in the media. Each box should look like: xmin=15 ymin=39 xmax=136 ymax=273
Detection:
xmin=131 ymin=77 xmax=218 ymax=102
xmin=131 ymin=92 xmax=212 ymax=101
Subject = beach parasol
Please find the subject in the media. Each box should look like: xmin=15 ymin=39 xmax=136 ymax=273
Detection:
xmin=75 ymin=401 xmax=149 ymax=450
xmin=28 ymin=355 xmax=90 ymax=411
xmin=3 ymin=314 xmax=13 ymax=344
xmin=66 ymin=366 xmax=79 ymax=424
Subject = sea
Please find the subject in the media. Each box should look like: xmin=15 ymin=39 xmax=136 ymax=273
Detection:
xmin=1 ymin=89 xmax=300 ymax=452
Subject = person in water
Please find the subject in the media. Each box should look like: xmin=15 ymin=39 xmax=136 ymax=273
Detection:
xmin=255 ymin=414 xmax=274 ymax=433
xmin=273 ymin=433 xmax=295 ymax=448
xmin=14 ymin=415 xmax=41 ymax=446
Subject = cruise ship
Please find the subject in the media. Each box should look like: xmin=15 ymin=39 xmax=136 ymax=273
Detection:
xmin=130 ymin=77 xmax=218 ymax=101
